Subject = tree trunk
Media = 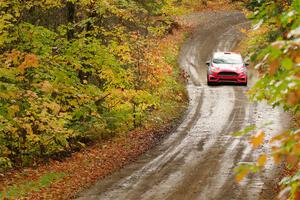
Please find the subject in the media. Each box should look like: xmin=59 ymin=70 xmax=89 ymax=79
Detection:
xmin=67 ymin=2 xmax=76 ymax=40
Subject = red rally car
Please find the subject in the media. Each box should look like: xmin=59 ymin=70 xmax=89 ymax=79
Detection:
xmin=206 ymin=52 xmax=248 ymax=86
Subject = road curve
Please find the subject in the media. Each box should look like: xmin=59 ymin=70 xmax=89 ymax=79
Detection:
xmin=75 ymin=11 xmax=290 ymax=200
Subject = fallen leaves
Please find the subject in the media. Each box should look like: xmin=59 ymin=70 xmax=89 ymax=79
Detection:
xmin=0 ymin=119 xmax=178 ymax=200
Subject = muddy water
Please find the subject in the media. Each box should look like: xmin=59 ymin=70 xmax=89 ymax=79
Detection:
xmin=75 ymin=11 xmax=289 ymax=200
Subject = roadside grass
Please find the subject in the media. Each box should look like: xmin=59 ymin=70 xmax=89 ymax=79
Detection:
xmin=0 ymin=172 xmax=65 ymax=199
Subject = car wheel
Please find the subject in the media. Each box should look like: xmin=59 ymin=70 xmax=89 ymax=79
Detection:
xmin=242 ymin=82 xmax=248 ymax=86
xmin=207 ymin=81 xmax=216 ymax=86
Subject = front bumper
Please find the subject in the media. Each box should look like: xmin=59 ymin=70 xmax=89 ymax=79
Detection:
xmin=208 ymin=72 xmax=247 ymax=83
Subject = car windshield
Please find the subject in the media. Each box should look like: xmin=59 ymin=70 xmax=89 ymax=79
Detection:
xmin=213 ymin=53 xmax=243 ymax=64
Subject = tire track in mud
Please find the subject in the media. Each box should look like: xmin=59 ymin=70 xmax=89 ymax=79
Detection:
xmin=75 ymin=11 xmax=289 ymax=200
xmin=165 ymin=88 xmax=246 ymax=200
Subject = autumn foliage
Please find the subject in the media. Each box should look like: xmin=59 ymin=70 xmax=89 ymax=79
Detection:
xmin=235 ymin=0 xmax=300 ymax=199
xmin=0 ymin=0 xmax=194 ymax=170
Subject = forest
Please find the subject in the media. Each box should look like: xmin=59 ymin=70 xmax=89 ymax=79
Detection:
xmin=0 ymin=0 xmax=195 ymax=169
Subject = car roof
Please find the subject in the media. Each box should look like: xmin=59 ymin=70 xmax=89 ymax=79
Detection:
xmin=213 ymin=52 xmax=243 ymax=60
xmin=213 ymin=52 xmax=241 ymax=57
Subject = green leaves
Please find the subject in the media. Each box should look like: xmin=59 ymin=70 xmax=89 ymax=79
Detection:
xmin=237 ymin=1 xmax=300 ymax=198
xmin=0 ymin=0 xmax=189 ymax=169
xmin=281 ymin=57 xmax=294 ymax=70
xmin=233 ymin=125 xmax=256 ymax=136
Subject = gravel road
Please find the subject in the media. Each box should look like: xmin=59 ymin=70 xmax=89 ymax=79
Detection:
xmin=75 ymin=11 xmax=290 ymax=200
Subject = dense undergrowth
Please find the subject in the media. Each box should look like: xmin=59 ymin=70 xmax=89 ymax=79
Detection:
xmin=0 ymin=0 xmax=200 ymax=170
xmin=235 ymin=0 xmax=300 ymax=199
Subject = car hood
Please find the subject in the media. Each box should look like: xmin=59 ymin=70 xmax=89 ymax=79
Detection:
xmin=213 ymin=63 xmax=243 ymax=72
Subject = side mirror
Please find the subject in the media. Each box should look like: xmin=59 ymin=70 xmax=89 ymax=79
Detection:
xmin=206 ymin=61 xmax=210 ymax=66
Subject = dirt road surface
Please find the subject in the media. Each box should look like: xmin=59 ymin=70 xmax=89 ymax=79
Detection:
xmin=75 ymin=11 xmax=290 ymax=200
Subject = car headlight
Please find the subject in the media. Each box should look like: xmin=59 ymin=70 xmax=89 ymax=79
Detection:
xmin=208 ymin=67 xmax=218 ymax=74
xmin=240 ymin=67 xmax=247 ymax=74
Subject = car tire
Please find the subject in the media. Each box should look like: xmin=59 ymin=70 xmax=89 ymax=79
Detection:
xmin=207 ymin=81 xmax=215 ymax=86
xmin=242 ymin=82 xmax=248 ymax=86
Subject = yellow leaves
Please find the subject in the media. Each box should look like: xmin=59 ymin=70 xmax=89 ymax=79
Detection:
xmin=257 ymin=154 xmax=267 ymax=167
xmin=23 ymin=124 xmax=41 ymax=143
xmin=272 ymin=153 xmax=282 ymax=164
xmin=23 ymin=124 xmax=33 ymax=136
xmin=8 ymin=105 xmax=20 ymax=118
xmin=68 ymin=99 xmax=78 ymax=107
xmin=240 ymin=28 xmax=247 ymax=33
xmin=111 ymin=43 xmax=132 ymax=63
xmin=40 ymin=81 xmax=54 ymax=93
xmin=44 ymin=102 xmax=61 ymax=115
xmin=0 ymin=0 xmax=192 ymax=170
xmin=235 ymin=168 xmax=250 ymax=183
xmin=250 ymin=130 xmax=265 ymax=149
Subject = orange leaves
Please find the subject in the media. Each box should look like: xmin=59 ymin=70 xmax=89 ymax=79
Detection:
xmin=5 ymin=50 xmax=39 ymax=74
xmin=268 ymin=59 xmax=280 ymax=76
xmin=272 ymin=153 xmax=282 ymax=164
xmin=295 ymin=54 xmax=300 ymax=64
xmin=269 ymin=131 xmax=300 ymax=169
xmin=5 ymin=50 xmax=21 ymax=65
xmin=234 ymin=128 xmax=284 ymax=183
xmin=250 ymin=130 xmax=265 ymax=149
xmin=286 ymin=90 xmax=300 ymax=106
xmin=286 ymin=154 xmax=298 ymax=168
xmin=18 ymin=54 xmax=39 ymax=74
xmin=131 ymin=29 xmax=184 ymax=89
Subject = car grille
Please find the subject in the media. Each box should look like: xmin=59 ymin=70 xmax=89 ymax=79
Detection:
xmin=218 ymin=72 xmax=238 ymax=76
